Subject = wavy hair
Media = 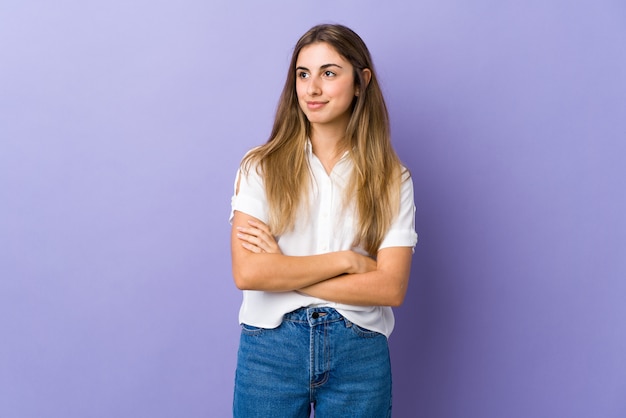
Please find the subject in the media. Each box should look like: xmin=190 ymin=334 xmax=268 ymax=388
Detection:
xmin=241 ymin=23 xmax=406 ymax=255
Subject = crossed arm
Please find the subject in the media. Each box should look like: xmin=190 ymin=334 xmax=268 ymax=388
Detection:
xmin=231 ymin=210 xmax=413 ymax=307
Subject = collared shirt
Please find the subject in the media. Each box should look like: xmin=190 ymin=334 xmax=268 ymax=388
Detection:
xmin=230 ymin=141 xmax=418 ymax=337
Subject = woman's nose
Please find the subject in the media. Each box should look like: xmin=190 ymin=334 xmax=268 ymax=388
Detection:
xmin=307 ymin=76 xmax=321 ymax=96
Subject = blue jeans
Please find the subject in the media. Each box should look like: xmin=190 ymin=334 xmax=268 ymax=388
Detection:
xmin=233 ymin=307 xmax=392 ymax=417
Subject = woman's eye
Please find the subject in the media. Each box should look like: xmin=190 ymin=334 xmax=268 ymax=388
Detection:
xmin=297 ymin=72 xmax=309 ymax=79
xmin=324 ymin=71 xmax=336 ymax=77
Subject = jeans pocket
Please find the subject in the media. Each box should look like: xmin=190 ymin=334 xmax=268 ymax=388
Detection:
xmin=240 ymin=323 xmax=265 ymax=336
xmin=344 ymin=319 xmax=383 ymax=338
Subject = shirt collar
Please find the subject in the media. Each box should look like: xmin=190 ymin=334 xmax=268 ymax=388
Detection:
xmin=305 ymin=138 xmax=351 ymax=161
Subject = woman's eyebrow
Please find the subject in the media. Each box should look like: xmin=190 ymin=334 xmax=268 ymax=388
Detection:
xmin=295 ymin=63 xmax=343 ymax=71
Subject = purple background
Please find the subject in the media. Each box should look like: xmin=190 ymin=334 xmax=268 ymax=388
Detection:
xmin=1 ymin=1 xmax=625 ymax=417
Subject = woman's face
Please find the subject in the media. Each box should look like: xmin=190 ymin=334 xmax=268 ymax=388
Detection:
xmin=295 ymin=42 xmax=357 ymax=130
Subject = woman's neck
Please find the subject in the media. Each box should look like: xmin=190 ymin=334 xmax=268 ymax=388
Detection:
xmin=309 ymin=123 xmax=349 ymax=174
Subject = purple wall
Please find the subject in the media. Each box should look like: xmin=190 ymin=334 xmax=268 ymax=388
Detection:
xmin=1 ymin=1 xmax=624 ymax=417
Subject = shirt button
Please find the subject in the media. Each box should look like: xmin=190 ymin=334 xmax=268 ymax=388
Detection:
xmin=312 ymin=312 xmax=319 ymax=319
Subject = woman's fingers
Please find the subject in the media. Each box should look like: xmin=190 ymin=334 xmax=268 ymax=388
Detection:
xmin=236 ymin=229 xmax=266 ymax=251
xmin=241 ymin=241 xmax=263 ymax=253
xmin=247 ymin=219 xmax=271 ymax=234
xmin=236 ymin=220 xmax=281 ymax=254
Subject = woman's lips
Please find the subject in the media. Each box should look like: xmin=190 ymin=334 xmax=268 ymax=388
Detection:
xmin=306 ymin=101 xmax=327 ymax=110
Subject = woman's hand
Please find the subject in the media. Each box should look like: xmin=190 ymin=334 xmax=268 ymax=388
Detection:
xmin=236 ymin=219 xmax=282 ymax=254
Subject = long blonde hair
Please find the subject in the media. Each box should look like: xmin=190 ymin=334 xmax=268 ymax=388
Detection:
xmin=241 ymin=24 xmax=406 ymax=255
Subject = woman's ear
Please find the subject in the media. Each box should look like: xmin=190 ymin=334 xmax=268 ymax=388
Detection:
xmin=362 ymin=68 xmax=372 ymax=87
xmin=356 ymin=68 xmax=372 ymax=96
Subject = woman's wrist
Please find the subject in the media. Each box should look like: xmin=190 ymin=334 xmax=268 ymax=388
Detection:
xmin=344 ymin=251 xmax=357 ymax=274
xmin=341 ymin=250 xmax=363 ymax=275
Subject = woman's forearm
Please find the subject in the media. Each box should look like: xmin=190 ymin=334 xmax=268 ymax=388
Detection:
xmin=298 ymin=271 xmax=404 ymax=306
xmin=232 ymin=250 xmax=359 ymax=291
xmin=298 ymin=247 xmax=413 ymax=307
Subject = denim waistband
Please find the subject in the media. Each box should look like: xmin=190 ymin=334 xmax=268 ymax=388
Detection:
xmin=283 ymin=307 xmax=343 ymax=325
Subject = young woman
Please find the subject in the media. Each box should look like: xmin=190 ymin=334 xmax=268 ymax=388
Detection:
xmin=230 ymin=24 xmax=417 ymax=417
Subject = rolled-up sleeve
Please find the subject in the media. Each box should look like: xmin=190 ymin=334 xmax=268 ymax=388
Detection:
xmin=378 ymin=172 xmax=418 ymax=251
xmin=229 ymin=164 xmax=269 ymax=224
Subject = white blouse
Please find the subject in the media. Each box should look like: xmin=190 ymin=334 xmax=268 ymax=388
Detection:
xmin=230 ymin=141 xmax=418 ymax=337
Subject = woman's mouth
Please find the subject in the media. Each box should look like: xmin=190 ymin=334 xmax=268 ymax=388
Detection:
xmin=306 ymin=101 xmax=327 ymax=110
